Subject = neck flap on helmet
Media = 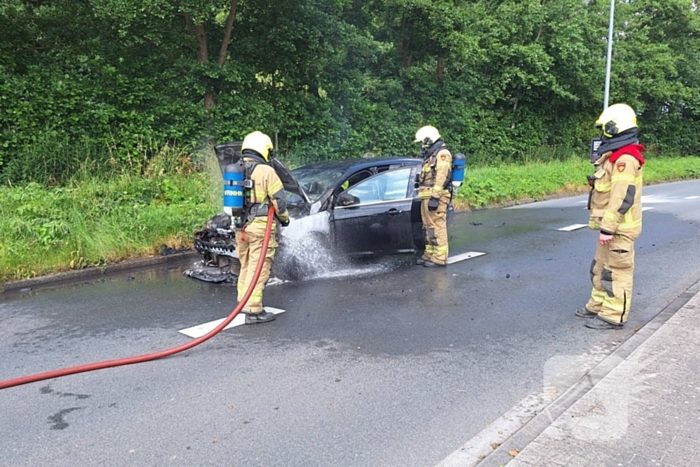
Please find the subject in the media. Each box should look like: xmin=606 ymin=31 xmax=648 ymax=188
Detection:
xmin=241 ymin=149 xmax=268 ymax=165
xmin=422 ymin=139 xmax=444 ymax=159
xmin=597 ymin=128 xmax=639 ymax=156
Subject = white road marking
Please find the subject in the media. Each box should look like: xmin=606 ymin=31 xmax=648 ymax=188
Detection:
xmin=641 ymin=195 xmax=674 ymax=204
xmin=178 ymin=307 xmax=286 ymax=338
xmin=580 ymin=193 xmax=699 ymax=205
xmin=642 ymin=207 xmax=654 ymax=211
xmin=447 ymin=251 xmax=486 ymax=265
xmin=557 ymin=224 xmax=587 ymax=232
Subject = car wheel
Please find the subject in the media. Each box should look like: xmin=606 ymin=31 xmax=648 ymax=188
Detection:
xmin=272 ymin=245 xmax=304 ymax=281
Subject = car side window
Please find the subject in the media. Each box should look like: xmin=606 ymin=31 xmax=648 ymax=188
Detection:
xmin=345 ymin=168 xmax=411 ymax=205
xmin=338 ymin=169 xmax=373 ymax=192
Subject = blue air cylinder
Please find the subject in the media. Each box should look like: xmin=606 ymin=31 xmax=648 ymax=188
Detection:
xmin=223 ymin=163 xmax=245 ymax=216
xmin=451 ymin=153 xmax=466 ymax=188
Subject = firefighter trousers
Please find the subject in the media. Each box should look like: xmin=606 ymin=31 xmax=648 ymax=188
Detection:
xmin=586 ymin=236 xmax=635 ymax=325
xmin=420 ymin=197 xmax=449 ymax=265
xmin=235 ymin=225 xmax=276 ymax=313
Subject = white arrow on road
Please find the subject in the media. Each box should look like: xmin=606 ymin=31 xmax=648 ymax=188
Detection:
xmin=179 ymin=307 xmax=286 ymax=338
xmin=447 ymin=251 xmax=486 ymax=265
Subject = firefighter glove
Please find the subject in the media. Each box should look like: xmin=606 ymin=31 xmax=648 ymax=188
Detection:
xmin=279 ymin=217 xmax=290 ymax=227
xmin=428 ymin=197 xmax=440 ymax=211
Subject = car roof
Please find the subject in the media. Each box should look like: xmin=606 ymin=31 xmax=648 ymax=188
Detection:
xmin=292 ymin=156 xmax=420 ymax=173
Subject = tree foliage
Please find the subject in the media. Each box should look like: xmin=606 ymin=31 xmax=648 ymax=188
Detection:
xmin=1 ymin=0 xmax=699 ymax=180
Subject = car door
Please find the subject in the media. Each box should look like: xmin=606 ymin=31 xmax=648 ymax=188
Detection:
xmin=331 ymin=167 xmax=414 ymax=255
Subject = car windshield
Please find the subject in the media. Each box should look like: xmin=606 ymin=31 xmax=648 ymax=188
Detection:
xmin=290 ymin=167 xmax=346 ymax=201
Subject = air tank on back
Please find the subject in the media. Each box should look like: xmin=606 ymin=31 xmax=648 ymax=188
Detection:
xmin=223 ymin=162 xmax=245 ymax=217
xmin=452 ymin=153 xmax=466 ymax=188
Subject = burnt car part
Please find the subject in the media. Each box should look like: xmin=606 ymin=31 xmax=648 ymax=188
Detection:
xmin=186 ymin=213 xmax=239 ymax=283
xmin=186 ymin=142 xmax=311 ymax=283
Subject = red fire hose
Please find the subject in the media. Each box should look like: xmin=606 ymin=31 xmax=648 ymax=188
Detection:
xmin=0 ymin=207 xmax=276 ymax=390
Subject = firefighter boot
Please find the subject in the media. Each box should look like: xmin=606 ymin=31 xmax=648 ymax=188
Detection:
xmin=585 ymin=317 xmax=623 ymax=330
xmin=245 ymin=309 xmax=276 ymax=325
xmin=575 ymin=307 xmax=597 ymax=319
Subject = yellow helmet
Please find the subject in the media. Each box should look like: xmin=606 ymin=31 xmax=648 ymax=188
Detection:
xmin=414 ymin=126 xmax=441 ymax=147
xmin=241 ymin=131 xmax=274 ymax=161
xmin=596 ymin=103 xmax=637 ymax=138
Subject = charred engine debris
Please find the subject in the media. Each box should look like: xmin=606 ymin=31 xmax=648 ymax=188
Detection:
xmin=184 ymin=141 xmax=309 ymax=283
xmin=185 ymin=210 xmax=306 ymax=283
xmin=184 ymin=213 xmax=240 ymax=283
xmin=184 ymin=142 xmax=243 ymax=284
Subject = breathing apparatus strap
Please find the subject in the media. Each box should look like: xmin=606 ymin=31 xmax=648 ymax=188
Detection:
xmin=422 ymin=140 xmax=444 ymax=166
xmin=420 ymin=140 xmax=445 ymax=187
xmin=239 ymin=152 xmax=267 ymax=226
xmin=442 ymin=146 xmax=454 ymax=190
xmin=425 ymin=141 xmax=454 ymax=190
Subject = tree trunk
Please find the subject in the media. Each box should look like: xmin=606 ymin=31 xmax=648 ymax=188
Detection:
xmin=185 ymin=2 xmax=239 ymax=110
xmin=193 ymin=23 xmax=217 ymax=110
xmin=218 ymin=0 xmax=239 ymax=66
xmin=194 ymin=24 xmax=208 ymax=63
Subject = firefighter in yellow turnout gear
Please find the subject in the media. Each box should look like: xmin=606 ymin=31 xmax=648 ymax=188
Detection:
xmin=414 ymin=126 xmax=452 ymax=267
xmin=235 ymin=131 xmax=290 ymax=324
xmin=576 ymin=104 xmax=645 ymax=330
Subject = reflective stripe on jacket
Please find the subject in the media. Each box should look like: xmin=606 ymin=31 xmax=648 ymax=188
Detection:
xmin=589 ymin=152 xmax=643 ymax=240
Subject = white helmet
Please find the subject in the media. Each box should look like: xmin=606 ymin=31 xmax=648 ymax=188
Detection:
xmin=241 ymin=131 xmax=274 ymax=161
xmin=414 ymin=126 xmax=440 ymax=147
xmin=596 ymin=103 xmax=637 ymax=138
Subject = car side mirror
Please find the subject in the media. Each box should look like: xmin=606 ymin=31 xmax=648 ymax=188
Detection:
xmin=338 ymin=191 xmax=360 ymax=207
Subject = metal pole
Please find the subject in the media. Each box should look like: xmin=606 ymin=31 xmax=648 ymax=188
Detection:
xmin=604 ymin=0 xmax=615 ymax=109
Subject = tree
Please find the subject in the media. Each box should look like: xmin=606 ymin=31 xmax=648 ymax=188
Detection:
xmin=604 ymin=0 xmax=700 ymax=153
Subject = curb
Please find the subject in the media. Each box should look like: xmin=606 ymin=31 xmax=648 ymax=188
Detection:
xmin=478 ymin=271 xmax=700 ymax=467
xmin=437 ymin=264 xmax=700 ymax=467
xmin=1 ymin=250 xmax=200 ymax=295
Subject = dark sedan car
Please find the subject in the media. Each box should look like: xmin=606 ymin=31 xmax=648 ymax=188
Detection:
xmin=187 ymin=148 xmax=450 ymax=282
xmin=283 ymin=156 xmax=425 ymax=253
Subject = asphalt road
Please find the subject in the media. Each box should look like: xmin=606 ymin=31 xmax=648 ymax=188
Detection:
xmin=2 ymin=179 xmax=700 ymax=467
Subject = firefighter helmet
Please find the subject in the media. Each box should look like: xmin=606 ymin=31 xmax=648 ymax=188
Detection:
xmin=596 ymin=104 xmax=637 ymax=138
xmin=414 ymin=126 xmax=441 ymax=147
xmin=241 ymin=131 xmax=274 ymax=161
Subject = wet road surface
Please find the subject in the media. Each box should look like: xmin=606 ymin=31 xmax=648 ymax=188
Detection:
xmin=2 ymin=180 xmax=700 ymax=467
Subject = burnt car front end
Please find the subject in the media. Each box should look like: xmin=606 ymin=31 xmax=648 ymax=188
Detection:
xmin=185 ymin=142 xmax=312 ymax=282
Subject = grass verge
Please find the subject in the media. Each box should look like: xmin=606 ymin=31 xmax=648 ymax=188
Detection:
xmin=1 ymin=153 xmax=699 ymax=283
xmin=455 ymin=155 xmax=700 ymax=209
